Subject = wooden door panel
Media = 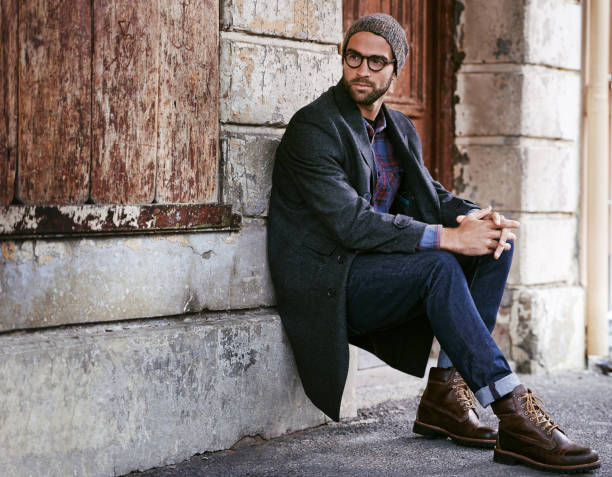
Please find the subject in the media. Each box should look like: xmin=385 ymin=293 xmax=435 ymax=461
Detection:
xmin=18 ymin=0 xmax=91 ymax=204
xmin=92 ymin=0 xmax=159 ymax=204
xmin=0 ymin=0 xmax=18 ymax=205
xmin=156 ymin=0 xmax=218 ymax=204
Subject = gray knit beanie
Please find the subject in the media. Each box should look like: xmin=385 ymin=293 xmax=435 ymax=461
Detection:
xmin=342 ymin=13 xmax=409 ymax=74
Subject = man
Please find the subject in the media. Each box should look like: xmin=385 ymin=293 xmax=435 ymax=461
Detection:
xmin=267 ymin=13 xmax=600 ymax=473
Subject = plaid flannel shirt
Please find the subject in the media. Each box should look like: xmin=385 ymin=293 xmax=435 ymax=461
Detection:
xmin=364 ymin=115 xmax=441 ymax=250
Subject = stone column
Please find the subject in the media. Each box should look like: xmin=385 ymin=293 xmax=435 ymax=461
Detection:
xmin=454 ymin=0 xmax=584 ymax=372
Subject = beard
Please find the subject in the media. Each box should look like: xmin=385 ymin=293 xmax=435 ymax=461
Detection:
xmin=342 ymin=75 xmax=393 ymax=105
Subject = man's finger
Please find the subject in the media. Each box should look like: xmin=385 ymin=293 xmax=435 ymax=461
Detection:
xmin=499 ymin=217 xmax=521 ymax=229
xmin=492 ymin=212 xmax=501 ymax=226
xmin=471 ymin=206 xmax=492 ymax=220
xmin=494 ymin=228 xmax=511 ymax=259
xmin=456 ymin=215 xmax=466 ymax=224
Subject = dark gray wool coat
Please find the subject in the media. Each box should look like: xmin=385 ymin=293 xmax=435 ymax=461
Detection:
xmin=267 ymin=82 xmax=478 ymax=421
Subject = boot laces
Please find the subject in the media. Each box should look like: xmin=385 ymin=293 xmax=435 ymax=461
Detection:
xmin=518 ymin=391 xmax=559 ymax=436
xmin=451 ymin=373 xmax=476 ymax=412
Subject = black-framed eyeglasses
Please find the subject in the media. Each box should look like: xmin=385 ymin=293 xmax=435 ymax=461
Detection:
xmin=343 ymin=51 xmax=396 ymax=72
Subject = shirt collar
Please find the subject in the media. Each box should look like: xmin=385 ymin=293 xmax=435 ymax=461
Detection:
xmin=363 ymin=111 xmax=387 ymax=140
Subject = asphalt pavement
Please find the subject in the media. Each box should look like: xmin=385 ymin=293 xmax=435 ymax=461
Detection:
xmin=127 ymin=369 xmax=612 ymax=477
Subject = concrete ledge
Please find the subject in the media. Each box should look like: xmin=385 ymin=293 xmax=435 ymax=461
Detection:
xmin=221 ymin=0 xmax=342 ymax=44
xmin=0 ymin=218 xmax=275 ymax=331
xmin=0 ymin=309 xmax=326 ymax=477
xmin=219 ymin=32 xmax=341 ymax=125
xmin=355 ymin=356 xmax=430 ymax=411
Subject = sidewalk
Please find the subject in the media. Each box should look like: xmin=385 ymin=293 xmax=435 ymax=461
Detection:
xmin=127 ymin=369 xmax=611 ymax=477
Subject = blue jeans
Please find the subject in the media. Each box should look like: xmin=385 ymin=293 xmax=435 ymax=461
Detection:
xmin=346 ymin=245 xmax=520 ymax=406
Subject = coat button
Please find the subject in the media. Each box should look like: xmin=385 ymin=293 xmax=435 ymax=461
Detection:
xmin=337 ymin=255 xmax=345 ymax=264
xmin=327 ymin=288 xmax=336 ymax=297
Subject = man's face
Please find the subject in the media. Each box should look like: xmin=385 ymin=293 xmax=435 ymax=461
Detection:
xmin=342 ymin=31 xmax=396 ymax=106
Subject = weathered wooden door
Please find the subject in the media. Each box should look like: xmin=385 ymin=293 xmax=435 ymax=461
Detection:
xmin=1 ymin=0 xmax=218 ymax=207
xmin=0 ymin=0 xmax=233 ymax=238
xmin=343 ymin=0 xmax=455 ymax=189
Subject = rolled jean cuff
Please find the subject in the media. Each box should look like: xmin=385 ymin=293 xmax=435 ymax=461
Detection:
xmin=474 ymin=373 xmax=521 ymax=407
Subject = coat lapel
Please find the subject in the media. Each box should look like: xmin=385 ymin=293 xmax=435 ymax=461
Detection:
xmin=332 ymin=83 xmax=375 ymax=176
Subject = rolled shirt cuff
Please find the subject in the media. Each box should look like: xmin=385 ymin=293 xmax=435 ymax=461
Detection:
xmin=474 ymin=372 xmax=522 ymax=407
xmin=417 ymin=224 xmax=442 ymax=250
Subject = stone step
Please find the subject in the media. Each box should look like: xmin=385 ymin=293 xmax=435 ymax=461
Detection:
xmin=0 ymin=309 xmax=325 ymax=477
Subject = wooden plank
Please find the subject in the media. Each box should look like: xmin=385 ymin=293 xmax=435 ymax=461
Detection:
xmin=0 ymin=203 xmax=240 ymax=237
xmin=92 ymin=0 xmax=159 ymax=204
xmin=156 ymin=0 xmax=218 ymax=203
xmin=17 ymin=0 xmax=91 ymax=204
xmin=430 ymin=0 xmax=455 ymax=190
xmin=0 ymin=0 xmax=17 ymax=204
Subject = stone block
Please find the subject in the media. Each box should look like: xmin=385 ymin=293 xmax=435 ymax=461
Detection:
xmin=458 ymin=0 xmax=526 ymax=64
xmin=453 ymin=141 xmax=522 ymax=210
xmin=0 ymin=218 xmax=275 ymax=331
xmin=0 ymin=309 xmax=326 ymax=477
xmin=508 ymin=213 xmax=579 ymax=286
xmin=453 ymin=139 xmax=579 ymax=213
xmin=455 ymin=69 xmax=523 ymax=137
xmin=524 ymin=0 xmax=582 ymax=70
xmin=458 ymin=0 xmax=581 ymax=70
xmin=521 ymin=67 xmax=580 ymax=141
xmin=221 ymin=0 xmax=342 ymax=44
xmin=221 ymin=125 xmax=283 ymax=217
xmin=456 ymin=66 xmax=580 ymax=141
xmin=219 ymin=32 xmax=341 ymax=126
xmin=503 ymin=285 xmax=585 ymax=372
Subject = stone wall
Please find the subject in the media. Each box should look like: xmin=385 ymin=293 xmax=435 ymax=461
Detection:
xmin=455 ymin=0 xmax=584 ymax=372
xmin=0 ymin=2 xmax=345 ymax=476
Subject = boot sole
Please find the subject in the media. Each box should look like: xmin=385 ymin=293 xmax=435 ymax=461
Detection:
xmin=494 ymin=447 xmax=602 ymax=474
xmin=413 ymin=420 xmax=496 ymax=449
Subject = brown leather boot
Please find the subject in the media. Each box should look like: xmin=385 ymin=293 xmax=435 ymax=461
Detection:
xmin=413 ymin=367 xmax=497 ymax=448
xmin=492 ymin=385 xmax=600 ymax=473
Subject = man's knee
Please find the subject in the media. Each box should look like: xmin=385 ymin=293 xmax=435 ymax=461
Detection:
xmin=427 ymin=250 xmax=464 ymax=278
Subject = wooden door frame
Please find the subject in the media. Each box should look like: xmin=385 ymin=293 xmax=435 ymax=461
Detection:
xmin=429 ymin=0 xmax=455 ymax=190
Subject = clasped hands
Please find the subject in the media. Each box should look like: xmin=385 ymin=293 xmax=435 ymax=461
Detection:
xmin=440 ymin=206 xmax=520 ymax=259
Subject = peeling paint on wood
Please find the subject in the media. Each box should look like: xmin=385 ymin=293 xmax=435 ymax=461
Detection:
xmin=156 ymin=0 xmax=219 ymax=203
xmin=0 ymin=204 xmax=240 ymax=238
xmin=0 ymin=0 xmax=17 ymax=205
xmin=18 ymin=0 xmax=91 ymax=204
xmin=6 ymin=1 xmax=220 ymax=209
xmin=92 ymin=0 xmax=159 ymax=203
